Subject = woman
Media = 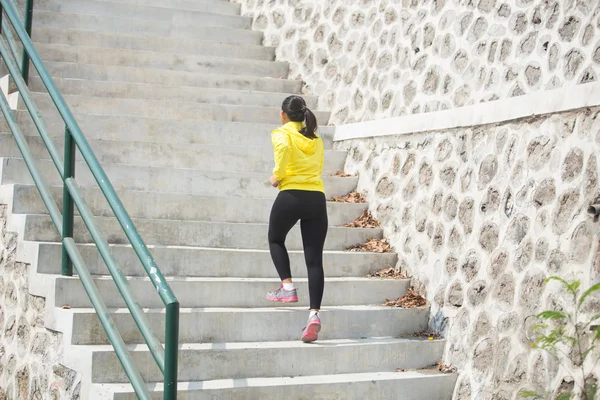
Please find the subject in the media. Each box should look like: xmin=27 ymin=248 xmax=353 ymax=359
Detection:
xmin=266 ymin=95 xmax=328 ymax=343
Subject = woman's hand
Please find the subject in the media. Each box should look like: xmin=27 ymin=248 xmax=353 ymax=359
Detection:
xmin=269 ymin=176 xmax=280 ymax=187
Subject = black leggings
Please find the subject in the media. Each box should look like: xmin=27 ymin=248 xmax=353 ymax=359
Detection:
xmin=268 ymin=190 xmax=328 ymax=310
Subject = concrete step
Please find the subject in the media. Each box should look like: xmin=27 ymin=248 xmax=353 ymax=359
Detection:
xmin=79 ymin=337 xmax=444 ymax=383
xmin=20 ymin=0 xmax=241 ymax=15
xmin=10 ymin=184 xmax=365 ymax=225
xmin=0 ymin=158 xmax=357 ymax=199
xmin=36 ymin=44 xmax=289 ymax=78
xmin=25 ymin=94 xmax=330 ymax=125
xmin=39 ymin=62 xmax=302 ymax=93
xmin=67 ymin=306 xmax=429 ymax=344
xmin=35 ymin=243 xmax=397 ymax=278
xmin=32 ymin=27 xmax=275 ymax=61
xmin=0 ymin=134 xmax=343 ymax=173
xmin=22 ymin=214 xmax=382 ymax=250
xmin=75 ymin=0 xmax=241 ymax=14
xmin=33 ymin=11 xmax=263 ymax=44
xmin=29 ymin=0 xmax=250 ymax=27
xmin=55 ymin=276 xmax=407 ymax=309
xmin=93 ymin=371 xmax=457 ymax=400
xmin=8 ymin=113 xmax=335 ymax=149
xmin=28 ymin=77 xmax=317 ymax=108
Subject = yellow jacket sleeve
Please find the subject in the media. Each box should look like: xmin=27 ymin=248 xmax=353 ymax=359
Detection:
xmin=271 ymin=128 xmax=291 ymax=181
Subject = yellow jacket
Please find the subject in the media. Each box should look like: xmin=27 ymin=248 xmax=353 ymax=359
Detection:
xmin=271 ymin=121 xmax=325 ymax=193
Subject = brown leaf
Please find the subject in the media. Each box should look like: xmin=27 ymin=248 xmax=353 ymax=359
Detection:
xmin=346 ymin=238 xmax=393 ymax=253
xmin=344 ymin=210 xmax=380 ymax=228
xmin=61 ymin=305 xmax=71 ymax=309
xmin=366 ymin=267 xmax=409 ymax=279
xmin=384 ymin=289 xmax=427 ymax=308
xmin=396 ymin=368 xmax=406 ymax=372
xmin=412 ymin=330 xmax=442 ymax=339
xmin=332 ymin=171 xmax=354 ymax=178
xmin=437 ymin=362 xmax=457 ymax=374
xmin=331 ymin=191 xmax=367 ymax=204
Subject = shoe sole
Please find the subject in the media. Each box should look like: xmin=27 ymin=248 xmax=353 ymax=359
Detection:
xmin=301 ymin=322 xmax=321 ymax=343
xmin=266 ymin=296 xmax=298 ymax=303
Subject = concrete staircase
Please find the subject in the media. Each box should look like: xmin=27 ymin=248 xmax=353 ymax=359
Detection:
xmin=0 ymin=0 xmax=457 ymax=398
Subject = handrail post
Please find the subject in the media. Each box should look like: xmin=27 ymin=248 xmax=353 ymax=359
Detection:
xmin=164 ymin=302 xmax=179 ymax=400
xmin=20 ymin=0 xmax=32 ymax=84
xmin=61 ymin=126 xmax=75 ymax=276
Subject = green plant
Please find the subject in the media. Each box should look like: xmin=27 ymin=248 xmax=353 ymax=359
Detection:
xmin=519 ymin=277 xmax=600 ymax=400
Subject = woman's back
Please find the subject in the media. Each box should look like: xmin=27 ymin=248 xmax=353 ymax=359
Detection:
xmin=271 ymin=121 xmax=324 ymax=193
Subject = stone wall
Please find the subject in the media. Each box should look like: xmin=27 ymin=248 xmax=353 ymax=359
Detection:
xmin=233 ymin=0 xmax=600 ymax=125
xmin=336 ymin=107 xmax=600 ymax=399
xmin=0 ymin=205 xmax=80 ymax=399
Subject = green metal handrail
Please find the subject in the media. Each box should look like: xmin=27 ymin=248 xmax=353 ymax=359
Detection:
xmin=2 ymin=14 xmax=21 ymax=63
xmin=0 ymin=0 xmax=179 ymax=398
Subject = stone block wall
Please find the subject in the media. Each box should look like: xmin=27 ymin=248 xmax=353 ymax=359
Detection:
xmin=336 ymin=107 xmax=600 ymax=399
xmin=233 ymin=0 xmax=600 ymax=125
xmin=0 ymin=205 xmax=81 ymax=399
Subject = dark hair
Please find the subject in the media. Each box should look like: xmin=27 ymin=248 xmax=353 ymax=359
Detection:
xmin=281 ymin=95 xmax=318 ymax=139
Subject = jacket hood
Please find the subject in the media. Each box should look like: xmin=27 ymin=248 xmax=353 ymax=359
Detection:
xmin=281 ymin=121 xmax=318 ymax=155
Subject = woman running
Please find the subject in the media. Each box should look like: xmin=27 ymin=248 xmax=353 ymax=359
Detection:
xmin=266 ymin=95 xmax=328 ymax=343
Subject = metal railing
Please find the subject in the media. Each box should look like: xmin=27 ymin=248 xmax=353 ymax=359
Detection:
xmin=0 ymin=0 xmax=179 ymax=398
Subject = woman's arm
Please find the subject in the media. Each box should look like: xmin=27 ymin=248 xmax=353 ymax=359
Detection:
xmin=271 ymin=128 xmax=291 ymax=181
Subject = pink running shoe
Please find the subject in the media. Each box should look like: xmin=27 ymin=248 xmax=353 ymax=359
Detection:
xmin=301 ymin=314 xmax=321 ymax=343
xmin=266 ymin=287 xmax=298 ymax=303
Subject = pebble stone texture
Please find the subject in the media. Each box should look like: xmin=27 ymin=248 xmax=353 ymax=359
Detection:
xmin=0 ymin=206 xmax=81 ymax=399
xmin=233 ymin=0 xmax=600 ymax=125
xmin=336 ymin=107 xmax=600 ymax=399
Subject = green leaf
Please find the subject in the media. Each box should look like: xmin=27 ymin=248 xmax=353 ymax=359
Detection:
xmin=586 ymin=314 xmax=600 ymax=326
xmin=567 ymin=280 xmax=581 ymax=295
xmin=545 ymin=276 xmax=570 ymax=287
xmin=537 ymin=311 xmax=567 ymax=320
xmin=519 ymin=389 xmax=541 ymax=398
xmin=556 ymin=392 xmax=572 ymax=400
xmin=531 ymin=323 xmax=548 ymax=332
xmin=579 ymin=283 xmax=600 ymax=307
xmin=582 ymin=347 xmax=594 ymax=360
xmin=536 ymin=334 xmax=562 ymax=347
xmin=563 ymin=335 xmax=578 ymax=345
xmin=585 ymin=384 xmax=597 ymax=400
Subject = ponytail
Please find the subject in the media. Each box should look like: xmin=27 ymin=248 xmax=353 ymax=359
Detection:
xmin=281 ymin=95 xmax=319 ymax=139
xmin=299 ymin=108 xmax=318 ymax=139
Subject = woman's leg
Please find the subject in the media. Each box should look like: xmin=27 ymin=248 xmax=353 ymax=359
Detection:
xmin=300 ymin=211 xmax=328 ymax=310
xmin=268 ymin=191 xmax=299 ymax=281
xmin=299 ymin=195 xmax=327 ymax=343
xmin=267 ymin=191 xmax=299 ymax=302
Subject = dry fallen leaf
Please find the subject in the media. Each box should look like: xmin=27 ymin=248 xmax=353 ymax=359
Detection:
xmin=331 ymin=191 xmax=367 ymax=204
xmin=332 ymin=171 xmax=354 ymax=178
xmin=344 ymin=210 xmax=380 ymax=228
xmin=412 ymin=330 xmax=442 ymax=339
xmin=346 ymin=238 xmax=393 ymax=253
xmin=396 ymin=368 xmax=406 ymax=372
xmin=61 ymin=305 xmax=71 ymax=309
xmin=437 ymin=363 xmax=457 ymax=374
xmin=366 ymin=267 xmax=409 ymax=279
xmin=384 ymin=288 xmax=427 ymax=308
